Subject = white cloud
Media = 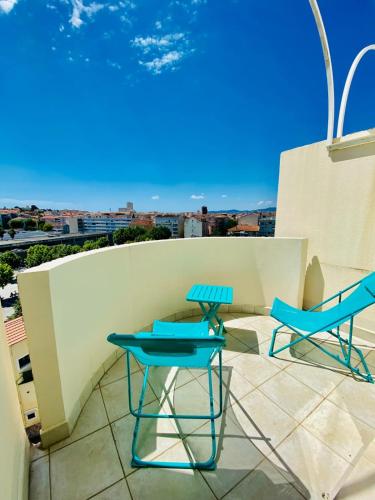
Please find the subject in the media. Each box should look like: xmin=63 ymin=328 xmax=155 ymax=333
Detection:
xmin=140 ymin=50 xmax=183 ymax=75
xmin=221 ymin=194 xmax=227 ymax=198
xmin=191 ymin=193 xmax=205 ymax=200
xmin=257 ymin=200 xmax=273 ymax=207
xmin=68 ymin=1 xmax=105 ymax=29
xmin=151 ymin=195 xmax=160 ymax=200
xmin=132 ymin=33 xmax=185 ymax=52
xmin=155 ymin=20 xmax=162 ymax=30
xmin=0 ymin=0 xmax=17 ymax=14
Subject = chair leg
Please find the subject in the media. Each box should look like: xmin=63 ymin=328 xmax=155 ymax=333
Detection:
xmin=268 ymin=325 xmax=282 ymax=356
xmin=130 ymin=358 xmax=222 ymax=469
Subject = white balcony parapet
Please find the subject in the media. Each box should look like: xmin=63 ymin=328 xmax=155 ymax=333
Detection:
xmin=18 ymin=237 xmax=307 ymax=447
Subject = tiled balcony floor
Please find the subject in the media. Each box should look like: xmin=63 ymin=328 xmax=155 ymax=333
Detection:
xmin=29 ymin=314 xmax=375 ymax=500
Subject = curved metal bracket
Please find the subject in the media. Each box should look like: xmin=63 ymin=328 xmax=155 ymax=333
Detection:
xmin=308 ymin=0 xmax=335 ymax=145
xmin=337 ymin=45 xmax=375 ymax=138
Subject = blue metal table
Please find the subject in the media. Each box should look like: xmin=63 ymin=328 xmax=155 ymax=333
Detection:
xmin=186 ymin=284 xmax=233 ymax=333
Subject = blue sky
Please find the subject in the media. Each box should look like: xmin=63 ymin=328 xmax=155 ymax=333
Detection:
xmin=0 ymin=1 xmax=374 ymax=212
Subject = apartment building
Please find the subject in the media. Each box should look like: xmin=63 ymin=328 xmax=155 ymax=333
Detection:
xmin=4 ymin=317 xmax=39 ymax=428
xmin=154 ymin=214 xmax=184 ymax=238
xmin=79 ymin=213 xmax=133 ymax=233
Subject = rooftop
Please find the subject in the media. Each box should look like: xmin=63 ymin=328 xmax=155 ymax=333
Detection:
xmin=4 ymin=316 xmax=26 ymax=346
xmin=29 ymin=312 xmax=375 ymax=500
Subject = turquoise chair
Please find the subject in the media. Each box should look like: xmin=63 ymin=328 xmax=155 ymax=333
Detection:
xmin=107 ymin=320 xmax=225 ymax=470
xmin=269 ymin=272 xmax=375 ymax=383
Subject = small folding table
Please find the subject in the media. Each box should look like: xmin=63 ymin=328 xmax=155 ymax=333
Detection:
xmin=186 ymin=284 xmax=233 ymax=333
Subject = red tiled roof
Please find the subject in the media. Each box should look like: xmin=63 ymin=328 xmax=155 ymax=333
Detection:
xmin=4 ymin=316 xmax=27 ymax=346
xmin=228 ymin=225 xmax=259 ymax=233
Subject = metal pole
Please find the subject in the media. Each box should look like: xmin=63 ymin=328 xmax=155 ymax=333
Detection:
xmin=308 ymin=0 xmax=335 ymax=145
xmin=337 ymin=45 xmax=375 ymax=138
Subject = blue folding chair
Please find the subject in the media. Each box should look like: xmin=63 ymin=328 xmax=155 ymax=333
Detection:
xmin=269 ymin=272 xmax=375 ymax=383
xmin=107 ymin=320 xmax=225 ymax=469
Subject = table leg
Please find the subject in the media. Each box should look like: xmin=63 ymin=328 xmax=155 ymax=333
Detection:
xmin=198 ymin=302 xmax=227 ymax=334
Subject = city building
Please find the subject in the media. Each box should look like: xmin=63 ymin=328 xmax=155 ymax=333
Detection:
xmin=154 ymin=214 xmax=184 ymax=238
xmin=201 ymin=206 xmax=208 ymax=215
xmin=118 ymin=201 xmax=134 ymax=213
xmin=237 ymin=213 xmax=259 ymax=226
xmin=79 ymin=213 xmax=133 ymax=233
xmin=258 ymin=214 xmax=276 ymax=237
xmin=184 ymin=217 xmax=203 ymax=238
xmin=4 ymin=316 xmax=39 ymax=428
xmin=227 ymin=224 xmax=260 ymax=236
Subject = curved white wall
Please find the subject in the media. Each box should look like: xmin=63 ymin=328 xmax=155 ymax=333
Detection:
xmin=0 ymin=307 xmax=29 ymax=499
xmin=18 ymin=237 xmax=307 ymax=446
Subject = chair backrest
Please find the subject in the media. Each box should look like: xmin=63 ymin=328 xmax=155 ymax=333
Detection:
xmin=107 ymin=330 xmax=225 ymax=368
xmin=320 ymin=272 xmax=375 ymax=328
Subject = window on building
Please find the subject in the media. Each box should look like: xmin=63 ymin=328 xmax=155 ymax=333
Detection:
xmin=17 ymin=354 xmax=31 ymax=371
xmin=25 ymin=409 xmax=37 ymax=421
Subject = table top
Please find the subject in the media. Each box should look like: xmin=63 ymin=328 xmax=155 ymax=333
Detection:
xmin=186 ymin=284 xmax=233 ymax=304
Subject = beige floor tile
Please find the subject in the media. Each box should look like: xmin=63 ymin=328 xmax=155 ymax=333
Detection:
xmin=127 ymin=442 xmax=216 ymax=500
xmin=228 ymin=327 xmax=270 ymax=350
xmin=185 ymin=413 xmax=265 ymax=498
xmin=165 ymin=378 xmax=214 ymax=436
xmin=223 ymin=458 xmax=306 ymax=500
xmin=220 ymin=333 xmax=250 ymax=362
xmin=327 ymin=377 xmax=375 ymax=429
xmin=303 ymin=399 xmax=375 ymax=464
xmin=30 ymin=444 xmax=49 ymax=462
xmin=29 ymin=455 xmax=50 ymax=500
xmin=101 ymin=371 xmax=156 ymax=422
xmin=196 ymin=364 xmax=255 ymax=410
xmin=285 ymin=357 xmax=345 ymax=397
xmin=259 ymin=371 xmax=323 ymax=422
xmin=363 ymin=438 xmax=375 ymax=465
xmin=302 ymin=340 xmax=364 ymax=374
xmin=229 ymin=350 xmax=282 ymax=387
xmin=100 ymin=354 xmax=140 ymax=387
xmin=90 ymin=479 xmax=132 ymax=499
xmin=50 ymin=427 xmax=123 ymax=500
xmin=272 ymin=426 xmax=351 ymax=499
xmin=229 ymin=389 xmax=298 ymax=457
xmin=112 ymin=401 xmax=181 ymax=475
xmin=336 ymin=456 xmax=375 ymax=499
xmin=51 ymin=389 xmax=108 ymax=452
xmin=147 ymin=366 xmax=194 ymax=397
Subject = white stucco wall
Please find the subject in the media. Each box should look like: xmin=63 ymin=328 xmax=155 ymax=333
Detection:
xmin=18 ymin=237 xmax=307 ymax=446
xmin=276 ymin=129 xmax=375 ymax=335
xmin=0 ymin=307 xmax=29 ymax=500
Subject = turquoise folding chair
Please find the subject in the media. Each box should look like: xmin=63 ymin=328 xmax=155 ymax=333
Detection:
xmin=107 ymin=320 xmax=225 ymax=470
xmin=269 ymin=272 xmax=375 ymax=383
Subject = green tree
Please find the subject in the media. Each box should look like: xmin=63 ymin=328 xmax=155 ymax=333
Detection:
xmin=148 ymin=226 xmax=172 ymax=240
xmin=9 ymin=297 xmax=22 ymax=319
xmin=224 ymin=219 xmax=237 ymax=231
xmin=49 ymin=244 xmax=74 ymax=260
xmin=43 ymin=223 xmax=53 ymax=232
xmin=8 ymin=229 xmax=16 ymax=239
xmin=134 ymin=234 xmax=151 ymax=242
xmin=9 ymin=218 xmax=25 ymax=229
xmin=95 ymin=236 xmax=110 ymax=248
xmin=24 ymin=218 xmax=37 ymax=231
xmin=113 ymin=226 xmax=146 ymax=245
xmin=82 ymin=240 xmax=98 ymax=251
xmin=0 ymin=263 xmax=13 ymax=289
xmin=0 ymin=251 xmax=21 ymax=269
xmin=25 ymin=245 xmax=52 ymax=268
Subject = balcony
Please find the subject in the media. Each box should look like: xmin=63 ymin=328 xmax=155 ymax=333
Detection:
xmin=0 ymin=234 xmax=367 ymax=500
xmin=28 ymin=311 xmax=375 ymax=500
